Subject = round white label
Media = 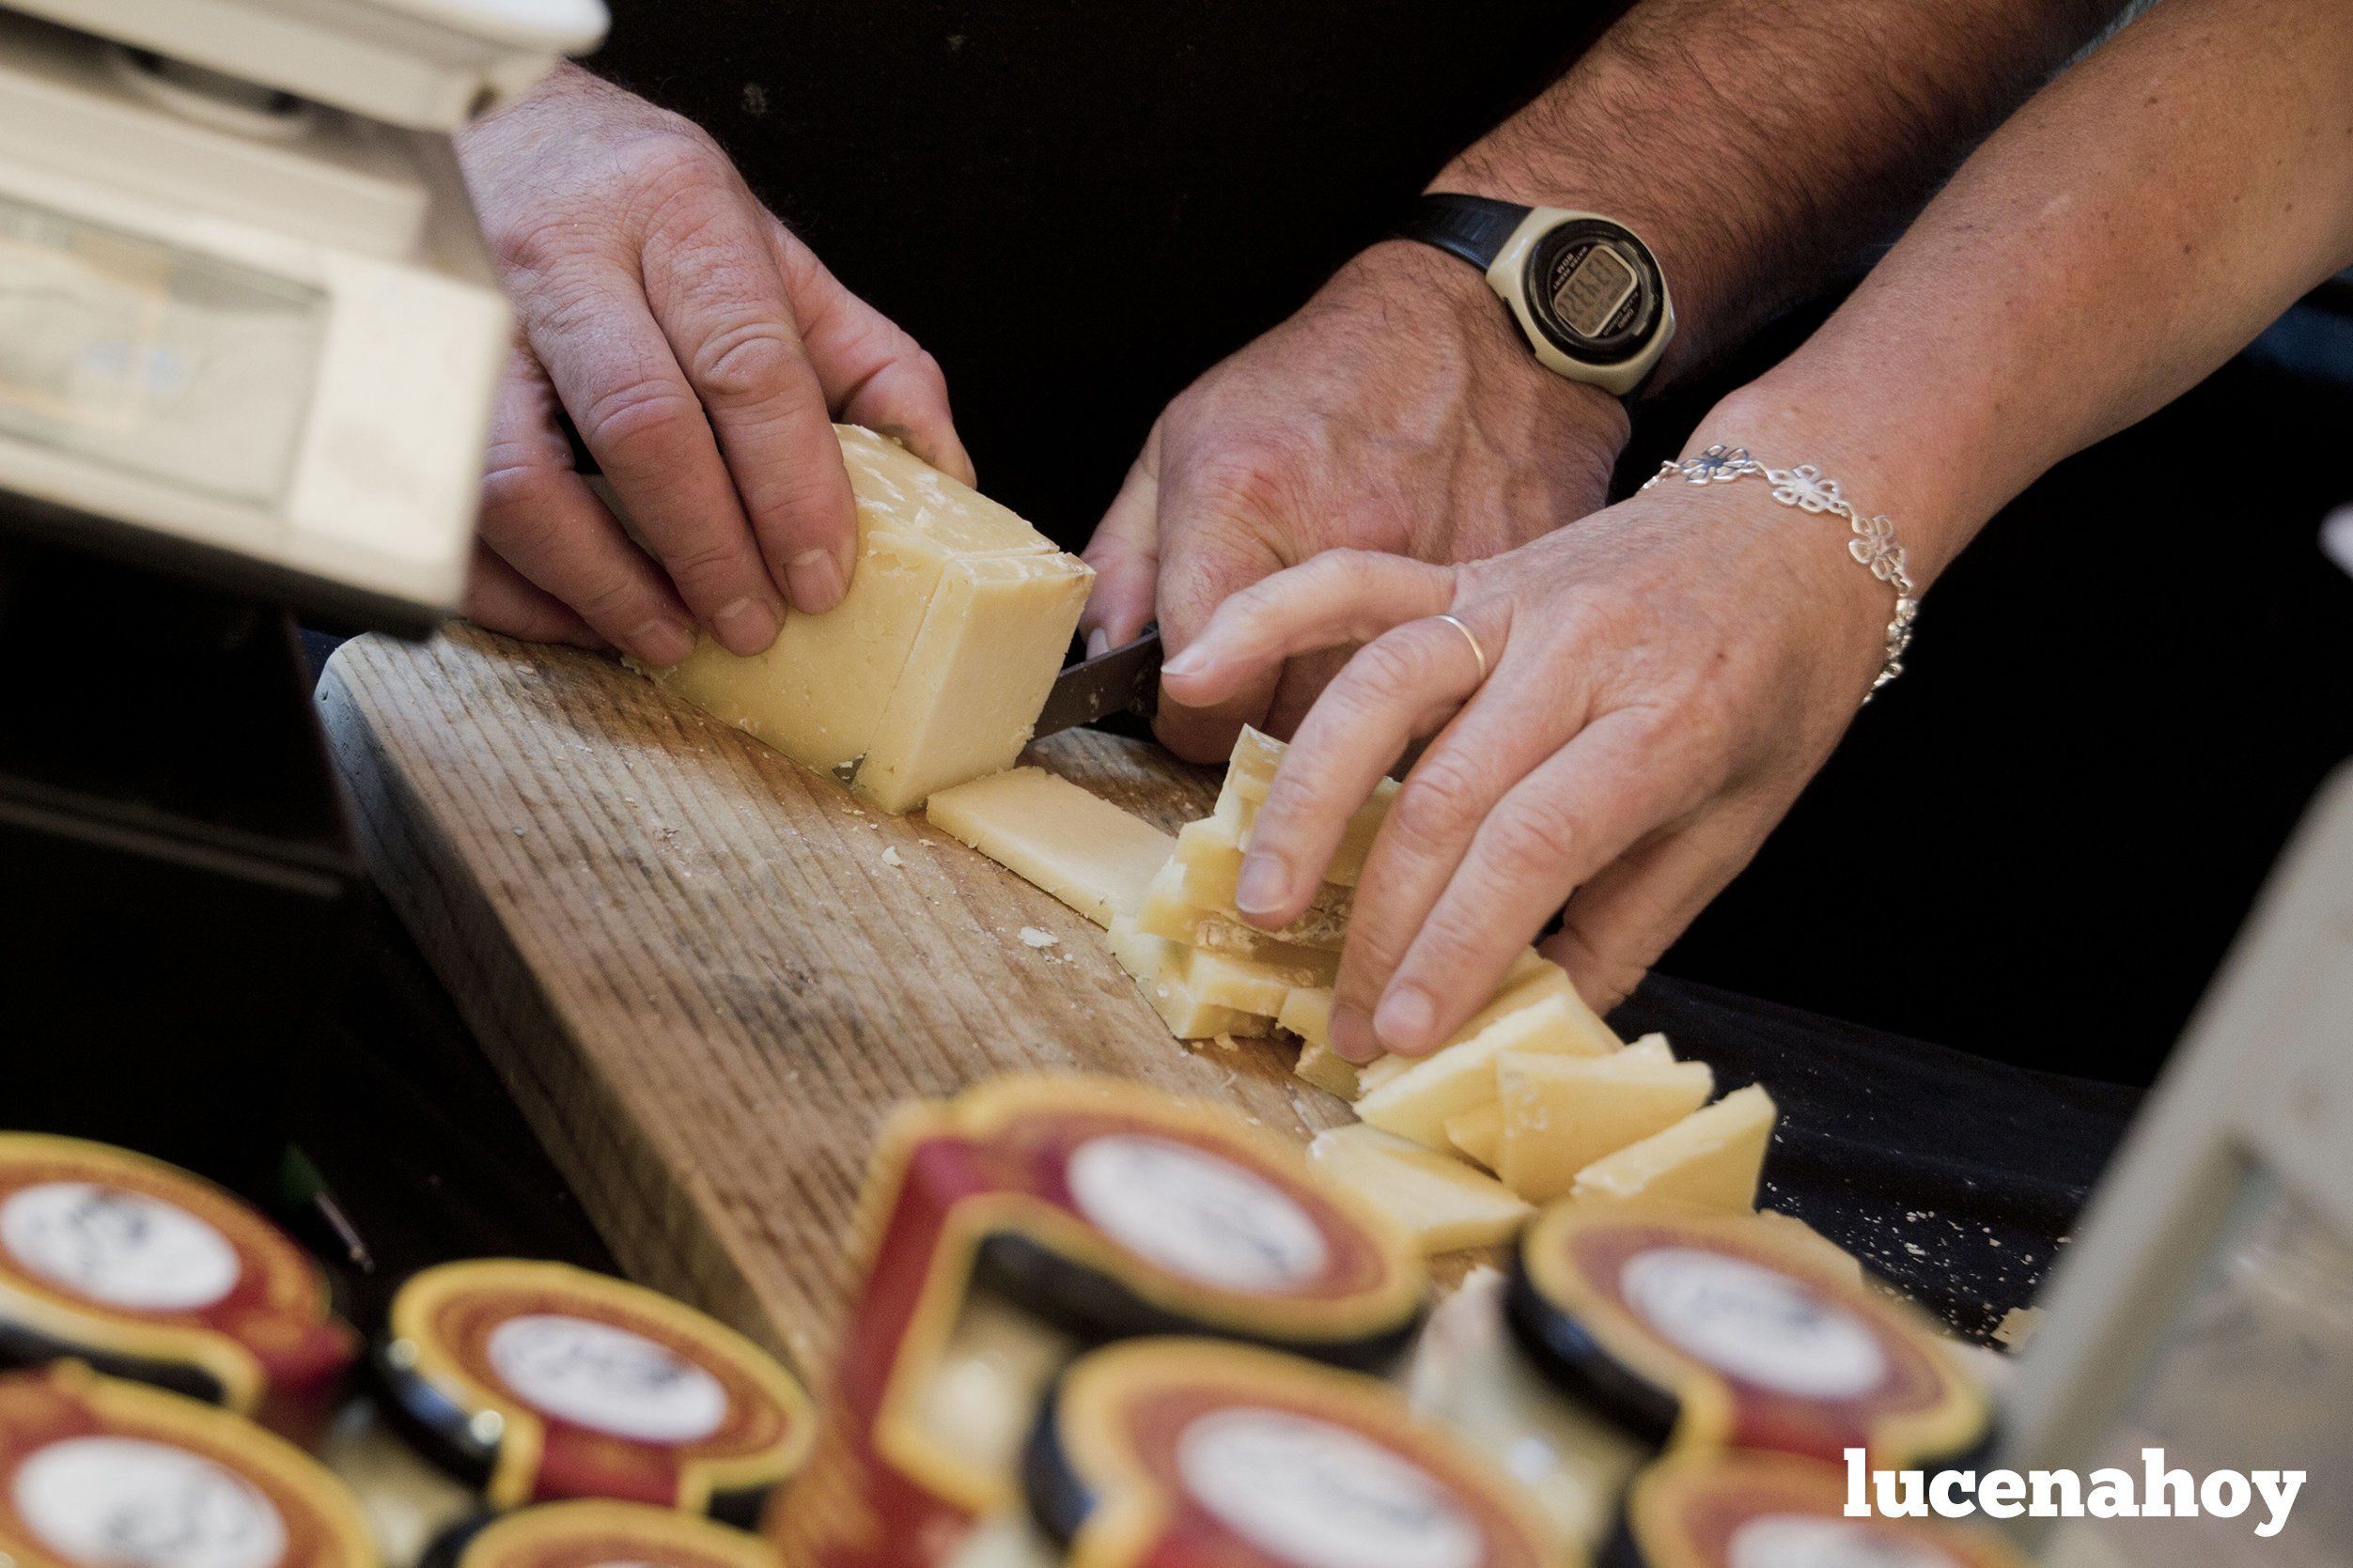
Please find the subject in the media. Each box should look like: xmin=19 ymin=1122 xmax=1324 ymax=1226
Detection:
xmin=1067 ymin=1135 xmax=1330 ymax=1293
xmin=486 ymin=1314 xmax=729 ymax=1443
xmin=1176 ymin=1407 xmax=1485 ymax=1568
xmin=13 ymin=1436 xmax=288 ymax=1568
xmin=1730 ymin=1514 xmax=1957 ymax=1568
xmin=1619 ymin=1248 xmax=1888 ymax=1400
xmin=0 ymin=1183 xmax=242 ymax=1312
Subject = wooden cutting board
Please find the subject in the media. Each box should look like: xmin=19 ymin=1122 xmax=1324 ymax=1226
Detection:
xmin=317 ymin=625 xmax=1364 ymax=1377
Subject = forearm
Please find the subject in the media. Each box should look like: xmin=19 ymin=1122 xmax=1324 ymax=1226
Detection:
xmin=1430 ymin=0 xmax=2128 ymax=385
xmin=1702 ymin=0 xmax=2353 ymax=584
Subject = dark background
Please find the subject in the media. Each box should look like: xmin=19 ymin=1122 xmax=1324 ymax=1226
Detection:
xmin=595 ymin=1 xmax=2353 ymax=1087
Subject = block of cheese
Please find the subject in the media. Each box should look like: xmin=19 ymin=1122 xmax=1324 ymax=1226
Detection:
xmin=1309 ymin=1125 xmax=1534 ymax=1254
xmin=1494 ymin=1051 xmax=1716 ymax=1203
xmin=925 ymin=767 xmax=1174 ymax=927
xmin=1445 ymin=1103 xmax=1505 ymax=1171
xmin=636 ymin=425 xmax=1091 ymax=812
xmin=1136 ymin=861 xmax=1341 ymax=976
xmin=1356 ymin=987 xmax=1616 ymax=1150
xmin=1171 ymin=816 xmax=1351 ymax=948
xmin=1570 ymin=1084 xmax=1777 ymax=1212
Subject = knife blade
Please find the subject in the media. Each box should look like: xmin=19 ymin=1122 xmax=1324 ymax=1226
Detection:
xmin=1033 ymin=628 xmax=1162 ymax=741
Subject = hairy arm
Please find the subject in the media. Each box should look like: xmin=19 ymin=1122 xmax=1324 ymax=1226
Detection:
xmin=1439 ymin=0 xmax=2135 ymax=386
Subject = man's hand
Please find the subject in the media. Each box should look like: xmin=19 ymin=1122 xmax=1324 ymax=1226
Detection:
xmin=1081 ymin=241 xmax=1628 ymax=761
xmin=458 ymin=66 xmax=972 ymax=664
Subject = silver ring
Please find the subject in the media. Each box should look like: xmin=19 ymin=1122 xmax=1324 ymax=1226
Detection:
xmin=1432 ymin=613 xmax=1488 ymax=685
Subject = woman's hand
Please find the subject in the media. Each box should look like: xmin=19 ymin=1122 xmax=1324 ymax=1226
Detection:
xmin=1159 ymin=476 xmax=1899 ymax=1062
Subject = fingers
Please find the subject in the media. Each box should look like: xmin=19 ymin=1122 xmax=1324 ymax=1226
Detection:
xmin=640 ymin=192 xmax=857 ymax=620
xmin=1357 ymin=709 xmax=1712 ymax=1059
xmin=1542 ymin=800 xmax=1779 ymax=1012
xmin=771 ymin=225 xmax=974 ymax=486
xmin=1232 ymin=605 xmax=1500 ymax=934
xmin=1160 ymin=550 xmax=1459 ymax=706
xmin=462 ymin=544 xmax=605 ymax=649
xmin=476 ymin=346 xmax=697 ymax=665
xmin=1079 ymin=425 xmax=1164 ymax=656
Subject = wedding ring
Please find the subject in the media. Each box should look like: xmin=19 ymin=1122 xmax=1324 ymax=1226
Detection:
xmin=1432 ymin=613 xmax=1488 ymax=685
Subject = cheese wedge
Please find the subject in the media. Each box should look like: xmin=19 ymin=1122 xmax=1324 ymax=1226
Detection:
xmin=1308 ymin=1125 xmax=1534 ymax=1254
xmin=636 ymin=426 xmax=1090 ymax=812
xmin=1356 ymin=988 xmax=1615 ymax=1150
xmin=1755 ymin=1209 xmax=1865 ymax=1283
xmin=1494 ymin=1052 xmax=1716 ymax=1203
xmin=1215 ymin=726 xmax=1396 ymax=886
xmin=1570 ymin=1084 xmax=1777 ymax=1212
xmin=925 ymin=768 xmax=1174 ymax=927
xmin=1445 ymin=1103 xmax=1505 ymax=1171
xmin=1618 ymin=1032 xmax=1675 ymax=1066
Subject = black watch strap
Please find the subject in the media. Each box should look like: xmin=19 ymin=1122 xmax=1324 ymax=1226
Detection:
xmin=1395 ymin=194 xmax=1529 ymax=272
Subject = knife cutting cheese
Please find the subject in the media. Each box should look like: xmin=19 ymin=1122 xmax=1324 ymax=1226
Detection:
xmin=630 ymin=426 xmax=1093 ymax=813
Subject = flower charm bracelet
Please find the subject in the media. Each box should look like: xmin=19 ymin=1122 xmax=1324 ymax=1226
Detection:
xmin=1641 ymin=444 xmax=1920 ymax=697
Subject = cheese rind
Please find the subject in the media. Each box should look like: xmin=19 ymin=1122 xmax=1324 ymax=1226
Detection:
xmin=1570 ymin=1084 xmax=1778 ymax=1212
xmin=1308 ymin=1126 xmax=1534 ymax=1254
xmin=1494 ymin=1052 xmax=1715 ymax=1203
xmin=637 ymin=426 xmax=1089 ymax=812
xmin=925 ymin=768 xmax=1174 ymax=927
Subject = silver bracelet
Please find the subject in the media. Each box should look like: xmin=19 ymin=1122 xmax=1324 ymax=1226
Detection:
xmin=1640 ymin=443 xmax=1920 ymax=696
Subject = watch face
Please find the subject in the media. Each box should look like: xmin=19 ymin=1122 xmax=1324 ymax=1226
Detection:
xmin=1524 ymin=220 xmax=1662 ymax=364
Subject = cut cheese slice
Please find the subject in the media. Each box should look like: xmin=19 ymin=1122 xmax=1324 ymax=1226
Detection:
xmin=636 ymin=425 xmax=1090 ymax=812
xmin=1618 ymin=1032 xmax=1675 ymax=1066
xmin=1171 ymin=816 xmax=1351 ymax=947
xmin=1494 ymin=1052 xmax=1716 ymax=1203
xmin=1309 ymin=1125 xmax=1533 ymax=1255
xmin=1356 ymin=988 xmax=1617 ymax=1151
xmin=1570 ymin=1084 xmax=1777 ymax=1212
xmin=925 ymin=768 xmax=1173 ymax=927
xmin=1109 ymin=919 xmax=1268 ymax=1039
xmin=1445 ymin=1103 xmax=1504 ymax=1171
xmin=1135 ymin=861 xmax=1340 ymax=977
xmin=1215 ymin=726 xmax=1396 ymax=886
xmin=1294 ymin=1039 xmax=1362 ymax=1100
xmin=1755 ymin=1209 xmax=1865 ymax=1283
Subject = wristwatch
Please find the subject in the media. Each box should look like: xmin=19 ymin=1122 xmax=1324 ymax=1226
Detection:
xmin=1395 ymin=193 xmax=1675 ymax=396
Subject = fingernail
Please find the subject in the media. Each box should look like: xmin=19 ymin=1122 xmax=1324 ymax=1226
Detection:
xmin=1234 ymin=852 xmax=1289 ymax=919
xmin=631 ymin=618 xmax=695 ymax=667
xmin=1161 ymin=644 xmax=1208 ymax=679
xmin=787 ymin=549 xmax=847 ymax=614
xmin=712 ymin=597 xmax=780 ymax=655
xmin=1085 ymin=627 xmax=1112 ymax=660
xmin=1331 ymin=1004 xmax=1380 ymax=1064
xmin=1375 ymin=986 xmax=1436 ymax=1055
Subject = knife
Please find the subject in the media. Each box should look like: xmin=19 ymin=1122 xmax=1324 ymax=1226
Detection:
xmin=1033 ymin=627 xmax=1162 ymax=740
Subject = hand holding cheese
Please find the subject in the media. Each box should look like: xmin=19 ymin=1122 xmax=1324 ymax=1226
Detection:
xmin=637 ymin=427 xmax=1091 ymax=812
xmin=1160 ymin=503 xmax=1889 ymax=1062
xmin=456 ymin=65 xmax=970 ymax=665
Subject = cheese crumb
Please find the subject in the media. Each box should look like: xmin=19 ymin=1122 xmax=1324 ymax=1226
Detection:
xmin=881 ymin=846 xmax=906 ymax=868
xmin=1018 ymin=926 xmax=1060 ymax=949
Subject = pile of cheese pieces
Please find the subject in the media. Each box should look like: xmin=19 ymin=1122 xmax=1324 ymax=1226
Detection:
xmin=927 ymin=727 xmax=1780 ymax=1257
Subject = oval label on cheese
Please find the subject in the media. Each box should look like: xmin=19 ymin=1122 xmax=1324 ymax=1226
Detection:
xmin=0 ymin=1363 xmax=371 ymax=1568
xmin=0 ymin=1135 xmax=359 ymax=1444
xmin=1028 ymin=1339 xmax=1557 ymax=1568
xmin=1512 ymin=1203 xmax=1988 ymax=1467
xmin=1619 ymin=1451 xmax=2029 ymax=1568
xmin=380 ymin=1260 xmax=812 ymax=1517
xmin=1067 ymin=1134 xmax=1331 ymax=1294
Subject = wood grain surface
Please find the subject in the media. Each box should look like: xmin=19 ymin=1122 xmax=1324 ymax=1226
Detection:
xmin=318 ymin=625 xmax=1368 ymax=1377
